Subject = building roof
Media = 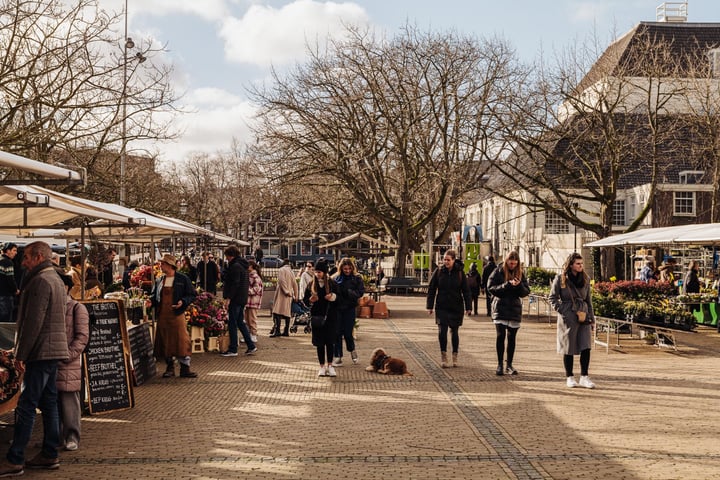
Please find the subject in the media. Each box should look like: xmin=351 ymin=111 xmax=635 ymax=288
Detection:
xmin=577 ymin=22 xmax=720 ymax=93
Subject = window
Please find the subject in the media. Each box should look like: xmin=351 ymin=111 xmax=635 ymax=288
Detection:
xmin=612 ymin=200 xmax=626 ymax=226
xmin=674 ymin=191 xmax=695 ymax=216
xmin=678 ymin=170 xmax=705 ymax=184
xmin=628 ymin=196 xmax=637 ymax=221
xmin=544 ymin=210 xmax=569 ymax=234
xmin=709 ymin=48 xmax=720 ymax=77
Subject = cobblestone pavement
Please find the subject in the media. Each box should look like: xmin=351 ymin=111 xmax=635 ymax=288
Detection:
xmin=2 ymin=295 xmax=720 ymax=479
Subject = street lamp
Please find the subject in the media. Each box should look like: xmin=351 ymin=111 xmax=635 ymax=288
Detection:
xmin=120 ymin=0 xmax=146 ymax=206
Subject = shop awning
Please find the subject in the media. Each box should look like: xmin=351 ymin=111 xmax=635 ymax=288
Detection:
xmin=0 ymin=185 xmax=135 ymax=235
xmin=320 ymin=232 xmax=398 ymax=249
xmin=0 ymin=150 xmax=85 ymax=186
xmin=585 ymin=223 xmax=720 ymax=247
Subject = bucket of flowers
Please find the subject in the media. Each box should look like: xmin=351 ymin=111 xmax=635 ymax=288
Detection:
xmin=130 ymin=264 xmax=161 ymax=293
xmin=125 ymin=287 xmax=148 ymax=325
xmin=185 ymin=291 xmax=228 ymax=351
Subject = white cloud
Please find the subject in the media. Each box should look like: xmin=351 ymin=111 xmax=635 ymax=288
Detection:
xmin=567 ymin=1 xmax=611 ymax=23
xmin=155 ymin=88 xmax=258 ymax=164
xmin=125 ymin=0 xmax=231 ymax=22
xmin=219 ymin=0 xmax=370 ymax=67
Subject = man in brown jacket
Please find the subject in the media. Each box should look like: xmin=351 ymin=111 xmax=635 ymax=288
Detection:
xmin=0 ymin=241 xmax=68 ymax=476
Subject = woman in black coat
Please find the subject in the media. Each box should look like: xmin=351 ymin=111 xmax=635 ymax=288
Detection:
xmin=426 ymin=249 xmax=472 ymax=368
xmin=304 ymin=260 xmax=339 ymax=377
xmin=487 ymin=250 xmax=530 ymax=376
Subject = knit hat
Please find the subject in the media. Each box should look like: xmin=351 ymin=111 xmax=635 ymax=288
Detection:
xmin=314 ymin=259 xmax=329 ymax=273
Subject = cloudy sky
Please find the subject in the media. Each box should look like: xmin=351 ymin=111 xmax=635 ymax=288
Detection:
xmin=103 ymin=0 xmax=719 ymax=165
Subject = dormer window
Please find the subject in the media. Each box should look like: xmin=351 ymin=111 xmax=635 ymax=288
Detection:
xmin=708 ymin=48 xmax=720 ymax=77
xmin=679 ymin=170 xmax=704 ymax=184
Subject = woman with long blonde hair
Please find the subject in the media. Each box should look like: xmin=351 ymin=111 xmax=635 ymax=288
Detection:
xmin=487 ymin=251 xmax=530 ymax=376
xmin=331 ymin=258 xmax=364 ymax=366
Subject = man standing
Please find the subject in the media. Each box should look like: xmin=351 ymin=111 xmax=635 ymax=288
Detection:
xmin=99 ymin=247 xmax=117 ymax=290
xmin=220 ymin=245 xmax=256 ymax=356
xmin=0 ymin=241 xmax=68 ymax=476
xmin=481 ymin=255 xmax=497 ymax=316
xmin=298 ymin=262 xmax=314 ymax=298
xmin=0 ymin=243 xmax=19 ymax=323
xmin=197 ymin=251 xmax=219 ymax=294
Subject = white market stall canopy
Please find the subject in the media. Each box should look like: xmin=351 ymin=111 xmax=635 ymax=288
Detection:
xmin=0 ymin=185 xmax=234 ymax=244
xmin=0 ymin=184 xmax=134 ymax=235
xmin=0 ymin=150 xmax=85 ymax=186
xmin=136 ymin=209 xmax=247 ymax=246
xmin=585 ymin=223 xmax=720 ymax=247
xmin=321 ymin=232 xmax=398 ymax=249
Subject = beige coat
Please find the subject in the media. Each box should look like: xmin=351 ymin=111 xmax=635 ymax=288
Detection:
xmin=272 ymin=265 xmax=298 ymax=318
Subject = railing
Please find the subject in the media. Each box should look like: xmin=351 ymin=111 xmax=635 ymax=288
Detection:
xmin=656 ymin=2 xmax=688 ymax=22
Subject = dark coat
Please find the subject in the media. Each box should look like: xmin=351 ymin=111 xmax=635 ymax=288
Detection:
xmin=466 ymin=267 xmax=481 ymax=296
xmin=426 ymin=262 xmax=472 ymax=327
xmin=487 ymin=264 xmax=530 ymax=322
xmin=682 ymin=269 xmax=700 ymax=294
xmin=197 ymin=260 xmax=220 ymax=292
xmin=15 ymin=261 xmax=69 ymax=362
xmin=223 ymin=256 xmax=249 ymax=307
xmin=333 ymin=273 xmax=364 ymax=311
xmin=304 ymin=279 xmax=339 ymax=347
xmin=480 ymin=260 xmax=496 ymax=292
xmin=549 ymin=273 xmax=594 ymax=355
xmin=151 ymin=271 xmax=196 ymax=315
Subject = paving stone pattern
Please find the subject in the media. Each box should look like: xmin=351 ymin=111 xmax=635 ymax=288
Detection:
xmin=2 ymin=296 xmax=720 ymax=479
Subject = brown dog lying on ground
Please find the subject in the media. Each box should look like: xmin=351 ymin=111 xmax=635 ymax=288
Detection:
xmin=365 ymin=348 xmax=412 ymax=376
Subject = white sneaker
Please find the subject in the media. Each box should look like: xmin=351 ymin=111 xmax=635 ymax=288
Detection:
xmin=350 ymin=350 xmax=359 ymax=364
xmin=566 ymin=376 xmax=578 ymax=388
xmin=326 ymin=365 xmax=337 ymax=377
xmin=251 ymin=335 xmax=258 ymax=343
xmin=65 ymin=440 xmax=78 ymax=451
xmin=331 ymin=357 xmax=343 ymax=367
xmin=579 ymin=376 xmax=596 ymax=389
xmin=317 ymin=366 xmax=327 ymax=377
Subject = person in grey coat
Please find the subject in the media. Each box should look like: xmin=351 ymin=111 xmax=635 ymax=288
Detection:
xmin=0 ymin=241 xmax=68 ymax=476
xmin=549 ymin=252 xmax=596 ymax=389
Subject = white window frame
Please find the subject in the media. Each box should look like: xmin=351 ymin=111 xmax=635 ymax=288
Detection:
xmin=612 ymin=200 xmax=626 ymax=226
xmin=544 ymin=210 xmax=569 ymax=234
xmin=673 ymin=191 xmax=696 ymax=216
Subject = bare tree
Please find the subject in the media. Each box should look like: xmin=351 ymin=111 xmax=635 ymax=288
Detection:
xmin=251 ymin=25 xmax=523 ymax=274
xmin=0 ymin=0 xmax=180 ymax=204
xmin=490 ymin=26 xmax=693 ymax=278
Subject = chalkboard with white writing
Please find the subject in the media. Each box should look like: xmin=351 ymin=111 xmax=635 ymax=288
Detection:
xmin=82 ymin=300 xmax=134 ymax=414
xmin=127 ymin=322 xmax=156 ymax=386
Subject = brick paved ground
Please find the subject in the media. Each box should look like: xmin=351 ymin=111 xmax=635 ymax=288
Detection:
xmin=1 ymin=295 xmax=719 ymax=479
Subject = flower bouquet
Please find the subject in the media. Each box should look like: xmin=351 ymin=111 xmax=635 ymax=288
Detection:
xmin=125 ymin=287 xmax=148 ymax=324
xmin=185 ymin=291 xmax=227 ymax=337
xmin=130 ymin=264 xmax=162 ymax=293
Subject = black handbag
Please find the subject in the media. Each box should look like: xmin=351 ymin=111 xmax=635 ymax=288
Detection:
xmin=310 ymin=303 xmax=329 ymax=329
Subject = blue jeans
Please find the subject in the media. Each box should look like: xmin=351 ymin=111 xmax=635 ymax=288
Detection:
xmin=8 ymin=360 xmax=60 ymax=464
xmin=228 ymin=303 xmax=255 ymax=353
xmin=334 ymin=308 xmax=356 ymax=358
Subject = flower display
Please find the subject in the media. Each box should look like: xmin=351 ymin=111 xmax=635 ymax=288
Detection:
xmin=185 ymin=291 xmax=227 ymax=337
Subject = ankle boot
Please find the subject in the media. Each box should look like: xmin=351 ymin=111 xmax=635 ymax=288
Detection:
xmin=440 ymin=351 xmax=449 ymax=368
xmin=162 ymin=359 xmax=175 ymax=378
xmin=281 ymin=318 xmax=290 ymax=337
xmin=269 ymin=316 xmax=281 ymax=337
xmin=179 ymin=364 xmax=197 ymax=378
xmin=452 ymin=352 xmax=458 ymax=367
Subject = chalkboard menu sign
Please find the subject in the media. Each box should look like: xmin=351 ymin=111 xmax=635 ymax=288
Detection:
xmin=127 ymin=322 xmax=156 ymax=386
xmin=82 ymin=300 xmax=134 ymax=414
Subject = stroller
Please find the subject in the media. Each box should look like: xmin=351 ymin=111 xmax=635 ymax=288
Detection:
xmin=290 ymin=300 xmax=312 ymax=334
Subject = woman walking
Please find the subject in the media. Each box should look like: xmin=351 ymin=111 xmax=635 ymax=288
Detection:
xmin=549 ymin=252 xmax=596 ymax=389
xmin=331 ymin=258 xmax=364 ymax=366
xmin=426 ymin=249 xmax=472 ymax=368
xmin=304 ymin=260 xmax=338 ymax=377
xmin=487 ymin=251 xmax=530 ymax=376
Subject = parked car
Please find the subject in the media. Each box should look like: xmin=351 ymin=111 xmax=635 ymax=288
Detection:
xmin=260 ymin=255 xmax=283 ymax=268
